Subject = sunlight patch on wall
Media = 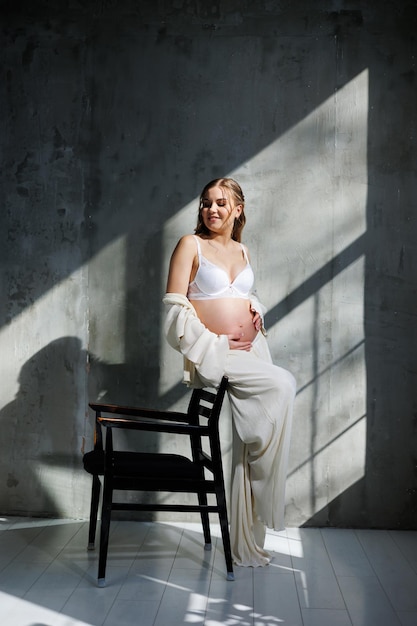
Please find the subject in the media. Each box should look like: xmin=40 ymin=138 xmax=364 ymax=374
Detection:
xmin=239 ymin=70 xmax=369 ymax=522
xmin=0 ymin=264 xmax=89 ymax=407
xmin=88 ymin=234 xmax=127 ymax=364
xmin=33 ymin=462 xmax=89 ymax=518
xmin=159 ymin=200 xmax=199 ymax=397
xmin=161 ymin=70 xmax=369 ymax=523
xmin=0 ymin=235 xmax=127 ymax=409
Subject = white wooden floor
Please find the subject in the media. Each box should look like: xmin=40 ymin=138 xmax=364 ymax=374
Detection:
xmin=1 ymin=516 xmax=417 ymax=626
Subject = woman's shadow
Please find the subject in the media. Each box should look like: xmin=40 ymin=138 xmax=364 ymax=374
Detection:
xmin=0 ymin=334 xmax=186 ymax=518
xmin=0 ymin=337 xmax=101 ymax=517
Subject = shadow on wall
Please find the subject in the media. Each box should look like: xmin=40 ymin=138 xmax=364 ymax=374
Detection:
xmin=0 ymin=337 xmax=87 ymax=517
xmin=0 ymin=335 xmax=187 ymax=517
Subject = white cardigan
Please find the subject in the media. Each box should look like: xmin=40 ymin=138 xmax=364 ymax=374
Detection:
xmin=163 ymin=292 xmax=266 ymax=388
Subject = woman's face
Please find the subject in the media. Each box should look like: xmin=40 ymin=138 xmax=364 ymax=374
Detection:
xmin=200 ymin=186 xmax=242 ymax=236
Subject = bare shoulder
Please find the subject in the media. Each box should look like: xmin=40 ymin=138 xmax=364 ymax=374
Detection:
xmin=172 ymin=234 xmax=197 ymax=256
xmin=170 ymin=234 xmax=198 ymax=265
xmin=166 ymin=234 xmax=198 ymax=293
xmin=178 ymin=234 xmax=197 ymax=249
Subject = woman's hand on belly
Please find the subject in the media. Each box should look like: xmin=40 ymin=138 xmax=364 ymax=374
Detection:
xmin=251 ymin=308 xmax=262 ymax=332
xmin=226 ymin=315 xmax=258 ymax=350
xmin=227 ymin=334 xmax=253 ymax=351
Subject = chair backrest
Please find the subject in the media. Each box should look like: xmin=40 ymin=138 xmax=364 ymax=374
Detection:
xmin=187 ymin=376 xmax=229 ymax=429
xmin=184 ymin=376 xmax=228 ymax=477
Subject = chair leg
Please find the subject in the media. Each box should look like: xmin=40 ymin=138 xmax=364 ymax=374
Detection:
xmin=87 ymin=475 xmax=101 ymax=550
xmin=97 ymin=480 xmax=112 ymax=587
xmin=215 ymin=487 xmax=234 ymax=580
xmin=197 ymin=491 xmax=212 ymax=549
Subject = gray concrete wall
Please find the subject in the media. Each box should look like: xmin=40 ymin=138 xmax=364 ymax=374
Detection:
xmin=1 ymin=0 xmax=416 ymax=527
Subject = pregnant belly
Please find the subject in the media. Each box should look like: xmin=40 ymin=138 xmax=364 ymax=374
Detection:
xmin=191 ymin=298 xmax=258 ymax=342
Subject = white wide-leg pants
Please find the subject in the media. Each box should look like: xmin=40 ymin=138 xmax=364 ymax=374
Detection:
xmin=224 ymin=333 xmax=296 ymax=567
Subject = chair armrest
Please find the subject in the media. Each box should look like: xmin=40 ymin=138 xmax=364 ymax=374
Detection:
xmin=89 ymin=402 xmax=188 ymax=422
xmin=98 ymin=415 xmax=208 ymax=436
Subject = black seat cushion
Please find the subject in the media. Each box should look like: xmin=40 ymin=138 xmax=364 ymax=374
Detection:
xmin=83 ymin=450 xmax=199 ymax=480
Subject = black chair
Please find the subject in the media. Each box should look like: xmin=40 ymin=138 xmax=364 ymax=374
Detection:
xmin=83 ymin=376 xmax=234 ymax=586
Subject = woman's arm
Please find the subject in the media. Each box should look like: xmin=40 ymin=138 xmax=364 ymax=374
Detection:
xmin=166 ymin=235 xmax=196 ymax=295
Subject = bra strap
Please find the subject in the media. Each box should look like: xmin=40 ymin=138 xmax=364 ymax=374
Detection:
xmin=192 ymin=235 xmax=202 ymax=257
xmin=240 ymin=243 xmax=249 ymax=263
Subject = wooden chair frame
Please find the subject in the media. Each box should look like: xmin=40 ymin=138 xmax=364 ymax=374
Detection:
xmin=83 ymin=376 xmax=234 ymax=586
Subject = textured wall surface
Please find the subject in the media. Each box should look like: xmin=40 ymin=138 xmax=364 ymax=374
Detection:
xmin=1 ymin=0 xmax=416 ymax=526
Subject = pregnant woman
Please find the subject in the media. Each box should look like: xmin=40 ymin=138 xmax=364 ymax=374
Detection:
xmin=163 ymin=177 xmax=296 ymax=566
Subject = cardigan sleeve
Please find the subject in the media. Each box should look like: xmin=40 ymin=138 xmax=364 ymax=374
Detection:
xmin=163 ymin=293 xmax=229 ymax=388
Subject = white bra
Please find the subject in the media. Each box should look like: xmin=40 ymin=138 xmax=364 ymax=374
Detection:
xmin=187 ymin=236 xmax=254 ymax=300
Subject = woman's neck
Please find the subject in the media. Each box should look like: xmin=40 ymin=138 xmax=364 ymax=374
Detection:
xmin=203 ymin=230 xmax=235 ymax=246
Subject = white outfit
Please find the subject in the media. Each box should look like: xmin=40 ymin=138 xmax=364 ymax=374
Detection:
xmin=163 ymin=292 xmax=295 ymax=567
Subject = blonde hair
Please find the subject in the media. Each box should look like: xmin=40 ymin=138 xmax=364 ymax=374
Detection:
xmin=195 ymin=178 xmax=246 ymax=242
